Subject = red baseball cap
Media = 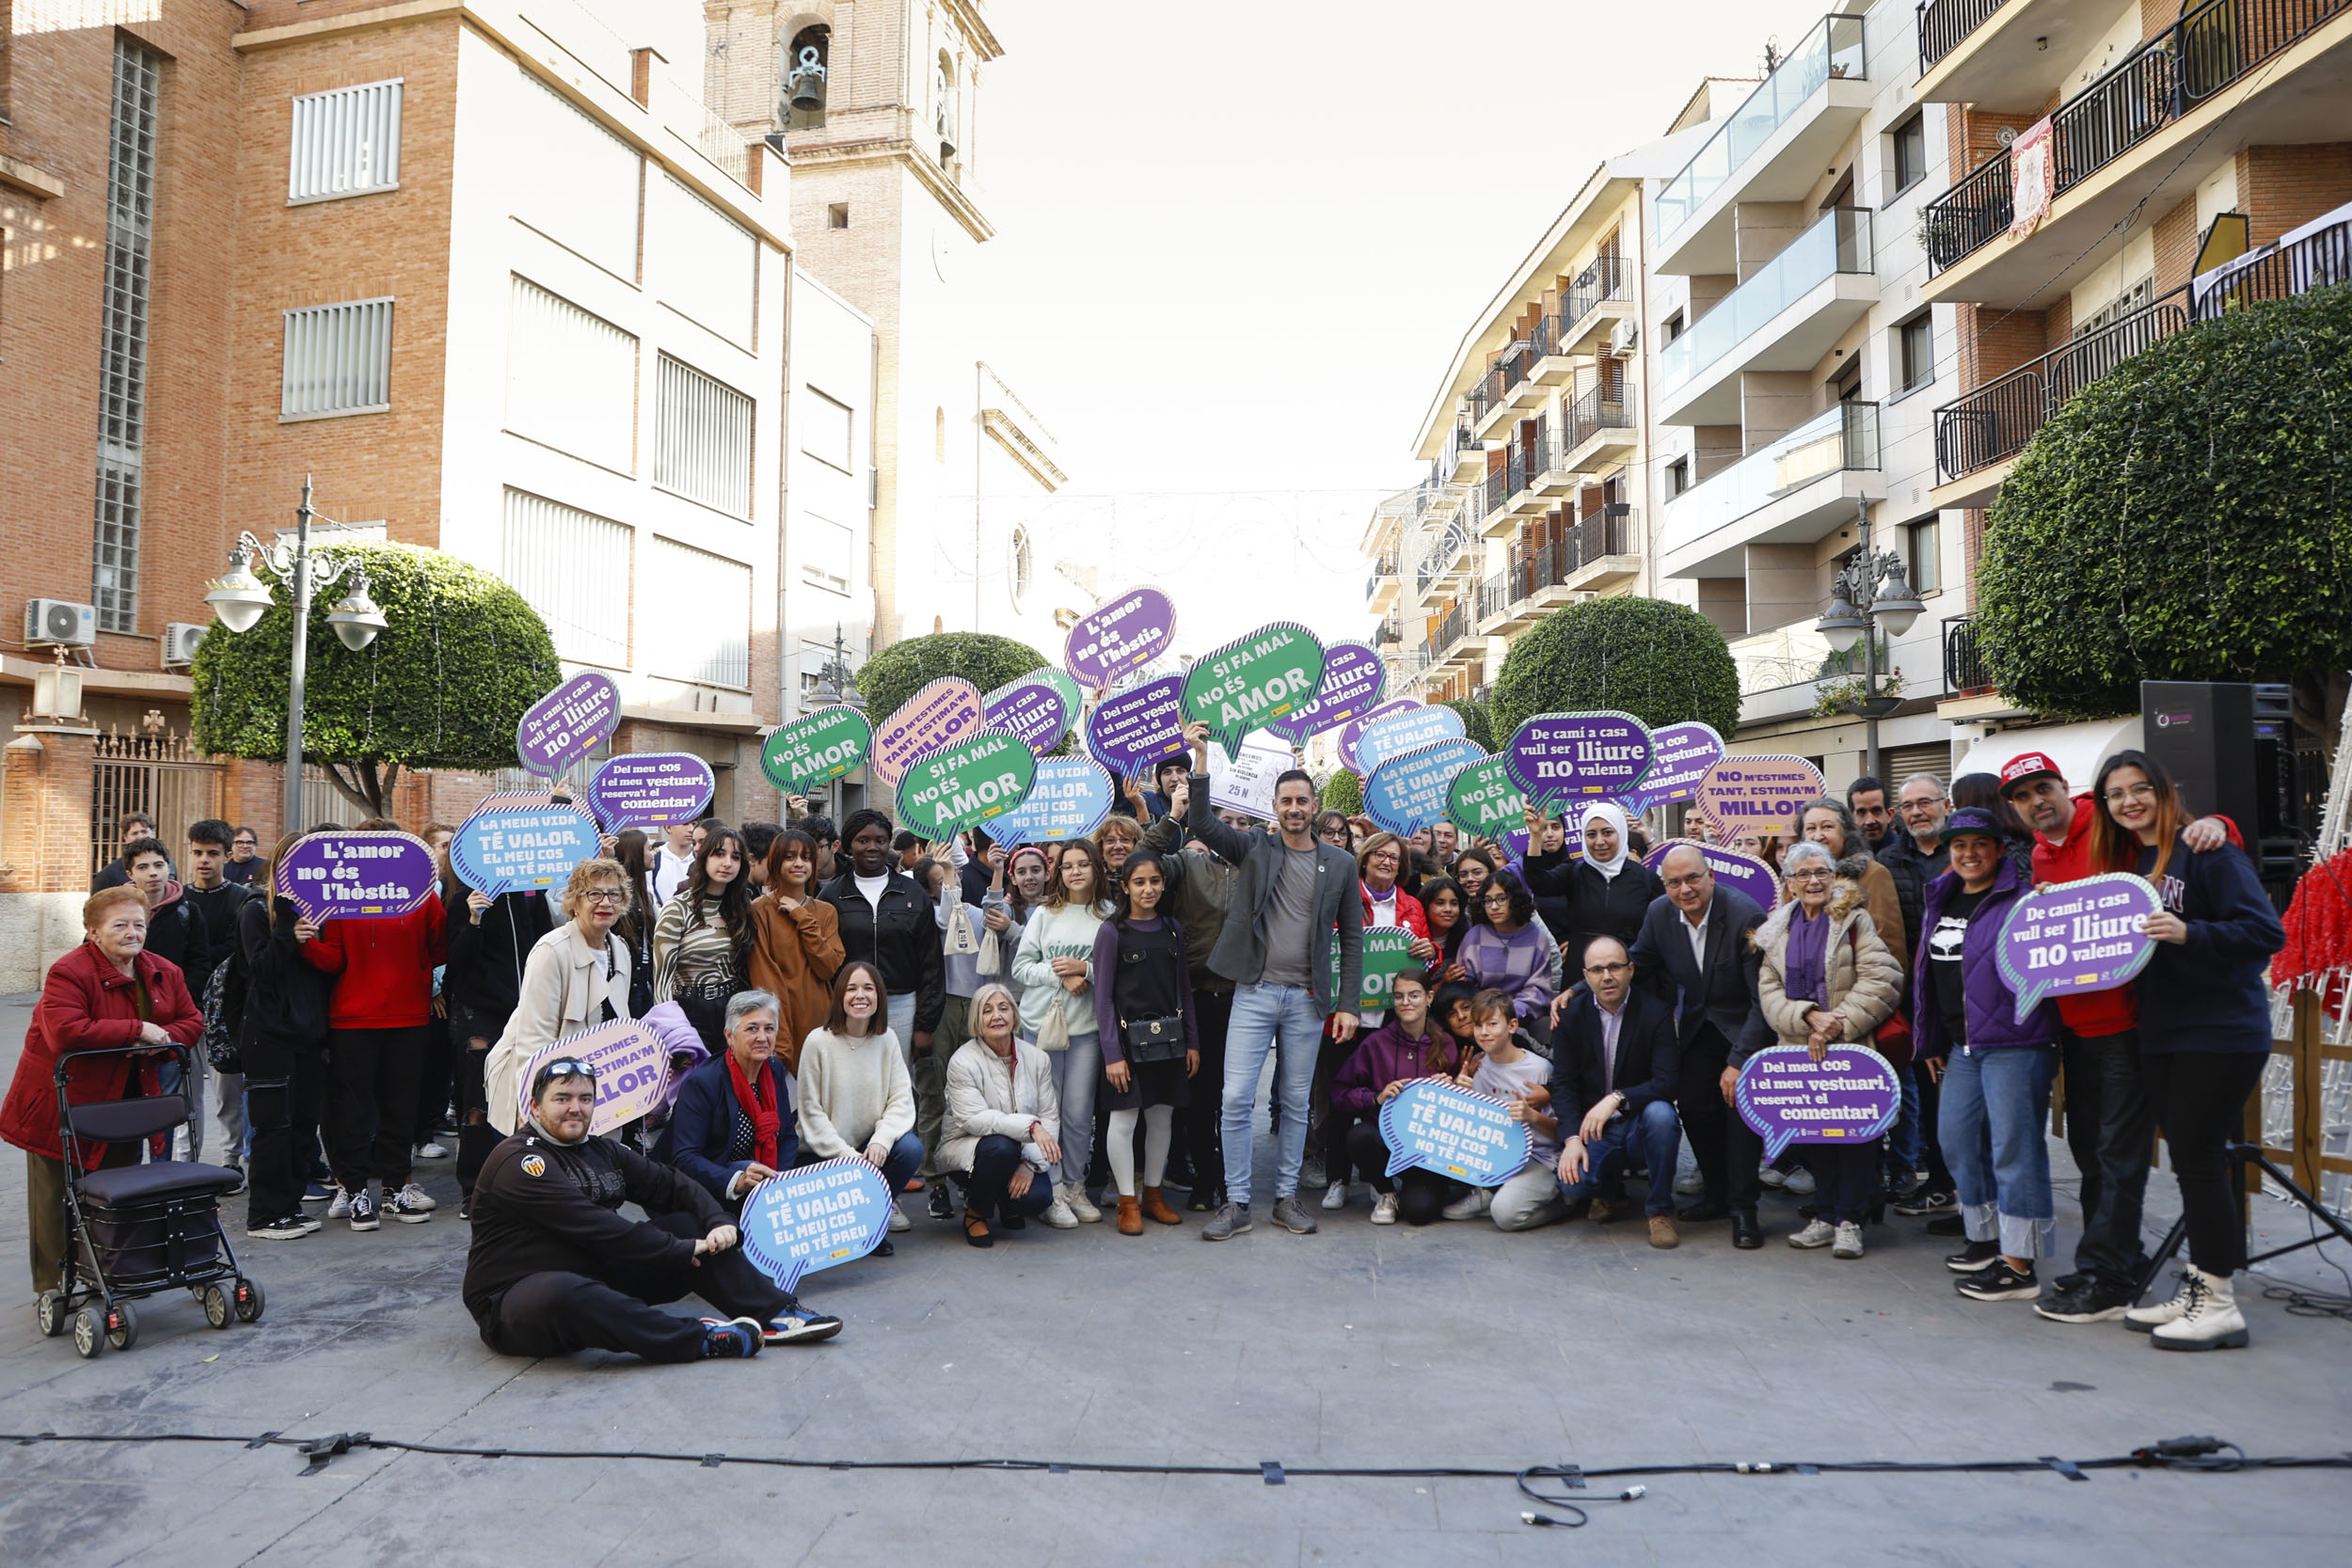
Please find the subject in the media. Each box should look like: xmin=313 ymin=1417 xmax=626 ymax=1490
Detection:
xmin=1999 ymin=751 xmax=2063 ymax=793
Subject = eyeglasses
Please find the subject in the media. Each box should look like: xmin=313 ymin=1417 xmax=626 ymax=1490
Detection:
xmin=581 ymin=888 xmax=628 ymax=904
xmin=534 ymin=1058 xmax=598 ymax=1090
xmin=1788 ymin=869 xmax=1835 ymax=884
xmin=1661 ymin=873 xmax=1708 ymax=890
xmin=1584 ymin=961 xmax=1630 ymax=976
xmin=1482 ymin=891 xmax=1513 ymax=905
xmin=2103 ymin=782 xmax=2158 ymax=804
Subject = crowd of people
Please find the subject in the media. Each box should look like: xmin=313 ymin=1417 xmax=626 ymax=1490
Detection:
xmin=2 ymin=727 xmax=2285 ymax=1361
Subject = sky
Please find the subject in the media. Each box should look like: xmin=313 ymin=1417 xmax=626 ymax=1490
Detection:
xmin=966 ymin=0 xmax=1826 ymax=651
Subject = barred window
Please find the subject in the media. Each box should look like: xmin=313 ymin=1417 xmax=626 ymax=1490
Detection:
xmin=501 ymin=489 xmax=632 ymax=669
xmin=505 ymin=276 xmax=636 ymax=467
xmin=655 ymin=355 xmax=754 ymax=517
xmin=288 ymin=79 xmax=403 ymax=202
xmin=282 ymin=297 xmax=394 ymax=419
xmin=650 ymin=536 xmax=751 ymax=689
xmin=90 ymin=38 xmax=162 ymax=632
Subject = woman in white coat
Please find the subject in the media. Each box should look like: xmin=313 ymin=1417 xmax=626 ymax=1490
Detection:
xmin=938 ymin=983 xmax=1064 ymax=1244
xmin=485 ymin=859 xmax=635 ymax=1137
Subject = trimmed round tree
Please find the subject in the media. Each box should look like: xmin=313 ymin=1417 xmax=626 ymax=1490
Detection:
xmin=1978 ymin=286 xmax=2352 ymax=732
xmin=1321 ymin=768 xmax=1363 ymax=816
xmin=191 ymin=542 xmax=563 ymax=816
xmin=854 ymin=631 xmax=1053 ymax=729
xmin=1440 ymin=698 xmax=1496 ymax=752
xmin=1490 ymin=595 xmax=1740 ymax=743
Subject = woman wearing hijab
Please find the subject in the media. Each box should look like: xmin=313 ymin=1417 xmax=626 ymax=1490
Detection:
xmin=1522 ymin=801 xmax=1665 ymax=977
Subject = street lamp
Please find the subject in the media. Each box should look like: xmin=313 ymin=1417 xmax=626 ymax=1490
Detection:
xmin=1813 ymin=499 xmax=1924 ymax=782
xmin=203 ymin=476 xmax=389 ymax=834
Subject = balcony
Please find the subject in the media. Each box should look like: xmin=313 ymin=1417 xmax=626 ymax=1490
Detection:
xmin=1931 ymin=289 xmax=2188 ymax=506
xmin=1443 ymin=420 xmax=1486 ymax=483
xmin=1365 ymin=545 xmax=1403 ymax=616
xmin=1656 ymin=208 xmax=1877 ymax=426
xmin=1475 ymin=571 xmax=1528 ymax=636
xmin=1554 ymin=383 xmax=1637 ymax=475
xmin=1922 ymin=0 xmax=2352 ymax=307
xmin=1420 ymin=601 xmax=1479 ymax=679
xmin=1467 ymin=342 xmax=1537 ymax=436
xmin=1410 ymin=517 xmax=1474 ymax=608
xmin=1653 ymin=14 xmax=1872 ymax=276
xmin=1915 ymin=0 xmax=2123 ymax=112
xmin=1661 ymin=402 xmax=1883 ymax=579
xmin=1942 ymin=615 xmax=1994 ymax=699
xmin=1559 ymin=255 xmax=1636 ymax=357
xmin=1729 ymin=622 xmax=1842 ymax=726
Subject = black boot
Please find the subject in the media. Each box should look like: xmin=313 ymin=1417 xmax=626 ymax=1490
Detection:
xmin=1731 ymin=1210 xmax=1763 ymax=1249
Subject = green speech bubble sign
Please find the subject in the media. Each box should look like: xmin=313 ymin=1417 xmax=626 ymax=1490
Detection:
xmin=1327 ymin=924 xmax=1424 ymax=1014
xmin=1446 ymin=753 xmax=1526 ymax=842
xmin=761 ymin=705 xmax=872 ymax=794
xmin=895 ymin=728 xmax=1038 ymax=840
xmin=1180 ymin=622 xmax=1326 ymax=756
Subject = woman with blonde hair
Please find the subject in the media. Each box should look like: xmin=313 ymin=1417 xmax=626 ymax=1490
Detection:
xmin=485 ymin=858 xmax=636 ymax=1136
xmin=938 ymin=982 xmax=1062 ymax=1245
xmin=1010 ymin=837 xmax=1113 ymax=1227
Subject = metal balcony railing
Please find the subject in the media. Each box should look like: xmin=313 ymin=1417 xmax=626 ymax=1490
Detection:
xmin=1433 ymin=601 xmax=1470 ymax=658
xmin=1656 ymin=14 xmax=1867 ymax=242
xmin=1943 ymin=615 xmax=1993 ymax=697
xmin=1477 ymin=571 xmax=1510 ymax=624
xmin=1565 ymin=254 xmax=1632 ymax=333
xmin=1933 ymin=289 xmax=2189 ymax=483
xmin=1559 ymin=383 xmax=1631 ymax=451
xmin=1466 ymin=341 xmax=1536 ymax=423
xmin=1505 ymin=509 xmax=1637 ymax=604
xmin=1916 ymin=0 xmax=2009 ymax=74
xmin=2192 ymin=214 xmax=2352 ymax=318
xmin=1924 ymin=0 xmax=2352 ymax=273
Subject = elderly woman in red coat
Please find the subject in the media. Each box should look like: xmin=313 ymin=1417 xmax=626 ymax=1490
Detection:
xmin=1 ymin=884 xmax=203 ymax=1293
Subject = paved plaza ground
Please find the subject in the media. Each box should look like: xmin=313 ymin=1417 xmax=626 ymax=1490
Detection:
xmin=0 ymin=994 xmax=2345 ymax=1566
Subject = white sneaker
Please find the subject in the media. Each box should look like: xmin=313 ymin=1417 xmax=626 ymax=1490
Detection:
xmin=1059 ymin=1182 xmax=1103 ymax=1224
xmin=2150 ymin=1266 xmax=2250 ymax=1351
xmin=1832 ymin=1221 xmax=1865 ymax=1259
xmin=1788 ymin=1218 xmax=1836 ymax=1249
xmin=415 ymin=1142 xmax=450 ymax=1161
xmin=1370 ymin=1192 xmax=1399 ymax=1226
xmin=1320 ymin=1180 xmax=1349 ymax=1212
xmin=1440 ymin=1188 xmax=1492 ymax=1222
xmin=1675 ymin=1170 xmax=1706 ymax=1196
xmin=888 ymin=1198 xmax=914 ymax=1233
xmin=1783 ymin=1167 xmax=1818 ymax=1196
xmin=326 ymin=1188 xmax=352 ymax=1219
xmin=394 ymin=1182 xmax=437 ymax=1212
xmin=1041 ymin=1196 xmax=1079 ymax=1229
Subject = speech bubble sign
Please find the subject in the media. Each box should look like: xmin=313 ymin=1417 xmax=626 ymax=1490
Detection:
xmin=1326 ymin=923 xmax=1422 ymax=1014
xmin=1734 ymin=1043 xmax=1902 ymax=1162
xmin=1446 ymin=753 xmax=1527 ymax=843
xmin=871 ymin=677 xmax=986 ymax=793
xmin=1693 ymin=754 xmax=1826 ymax=839
xmin=1355 ymin=705 xmax=1468 ymax=779
xmin=1337 ymin=698 xmax=1424 ymax=775
xmin=1265 ymin=641 xmax=1386 ymax=745
xmin=1994 ymin=872 xmax=2164 ymax=1022
xmin=1505 ymin=710 xmax=1655 ymax=815
xmin=1364 ymin=737 xmax=1486 ymax=838
xmin=739 ymin=1155 xmax=896 ymax=1290
xmin=586 ymin=752 xmax=714 ymax=832
xmin=984 ymin=668 xmax=1082 ymax=756
xmin=1180 ymin=622 xmax=1327 ymax=755
xmin=896 ymin=728 xmax=1038 ymax=840
xmin=516 ymin=1018 xmax=672 ymax=1135
xmin=1642 ymin=838 xmax=1781 ymax=913
xmin=1086 ymin=673 xmax=1188 ymax=777
xmin=516 ymin=671 xmax=621 ymax=778
xmin=452 ymin=796 xmax=599 ymax=899
xmin=1206 ymin=736 xmax=1294 ymax=821
xmin=1626 ymin=721 xmax=1726 ymax=812
xmin=277 ymin=831 xmax=438 ymax=924
xmin=761 ymin=705 xmax=872 ymax=794
xmin=1064 ymin=586 xmax=1177 ymax=687
xmin=1376 ymin=1079 xmax=1532 ymax=1187
xmin=987 ymin=755 xmax=1116 ymax=848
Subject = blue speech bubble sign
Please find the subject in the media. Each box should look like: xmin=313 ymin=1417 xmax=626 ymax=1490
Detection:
xmin=1376 ymin=1080 xmax=1532 ymax=1188
xmin=1337 ymin=697 xmax=1424 ymax=775
xmin=986 ymin=755 xmax=1116 ymax=847
xmin=1354 ymin=705 xmax=1468 ymax=779
xmin=1994 ymin=872 xmax=2165 ymax=1023
xmin=739 ymin=1156 xmax=896 ymax=1291
xmin=1734 ymin=1044 xmax=1902 ymax=1163
xmin=452 ymin=796 xmax=600 ymax=899
xmin=1363 ymin=737 xmax=1486 ymax=838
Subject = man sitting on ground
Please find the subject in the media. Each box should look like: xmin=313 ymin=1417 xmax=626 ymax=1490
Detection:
xmin=464 ymin=1057 xmax=841 ymax=1361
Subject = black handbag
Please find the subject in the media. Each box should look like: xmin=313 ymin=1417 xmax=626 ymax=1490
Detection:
xmin=1121 ymin=1014 xmax=1187 ymax=1064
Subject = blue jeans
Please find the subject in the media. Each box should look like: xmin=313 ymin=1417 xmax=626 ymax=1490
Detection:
xmin=1220 ymin=982 xmax=1323 ymax=1206
xmin=1938 ymin=1044 xmax=2058 ymax=1259
xmin=800 ymin=1131 xmax=924 ymax=1195
xmin=1553 ymin=1099 xmax=1681 ymax=1217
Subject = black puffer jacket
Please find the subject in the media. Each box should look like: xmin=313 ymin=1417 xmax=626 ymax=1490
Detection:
xmin=819 ymin=868 xmax=946 ymax=1034
xmin=445 ymin=887 xmax=556 ymax=1018
xmin=1874 ymin=829 xmax=1949 ymax=962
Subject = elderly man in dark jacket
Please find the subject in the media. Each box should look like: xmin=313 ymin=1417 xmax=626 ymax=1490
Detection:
xmin=1180 ymin=721 xmax=1361 ymax=1243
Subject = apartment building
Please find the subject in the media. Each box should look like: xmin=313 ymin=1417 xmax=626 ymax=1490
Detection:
xmin=0 ymin=1 xmax=801 ymax=945
xmin=1915 ymin=0 xmax=2352 ymax=775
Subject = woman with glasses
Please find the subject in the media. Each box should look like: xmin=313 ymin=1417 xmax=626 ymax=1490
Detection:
xmin=1753 ymin=839 xmax=1904 ymax=1259
xmin=1457 ymin=870 xmax=1557 ymax=1045
xmin=1794 ymin=798 xmax=1907 ymax=983
xmin=485 ymin=859 xmax=637 ymax=1138
xmin=2090 ymin=751 xmax=2284 ymax=1350
xmin=655 ymin=826 xmax=756 ymax=1053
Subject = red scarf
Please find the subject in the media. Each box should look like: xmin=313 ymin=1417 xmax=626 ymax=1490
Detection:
xmin=725 ymin=1052 xmax=780 ymax=1168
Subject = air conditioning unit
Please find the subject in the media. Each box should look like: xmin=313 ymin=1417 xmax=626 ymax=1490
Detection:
xmin=161 ymin=622 xmax=208 ymax=668
xmin=24 ymin=598 xmax=98 ymax=648
xmin=1608 ymin=319 xmax=1639 ymax=357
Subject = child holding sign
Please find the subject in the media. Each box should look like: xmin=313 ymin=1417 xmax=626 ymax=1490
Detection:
xmin=1327 ymin=973 xmax=1470 ymax=1225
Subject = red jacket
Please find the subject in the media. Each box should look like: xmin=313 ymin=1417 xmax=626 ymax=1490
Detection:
xmin=0 ymin=942 xmax=202 ymax=1164
xmin=302 ymin=897 xmax=449 ymax=1029
xmin=1359 ymin=882 xmax=1429 ymax=940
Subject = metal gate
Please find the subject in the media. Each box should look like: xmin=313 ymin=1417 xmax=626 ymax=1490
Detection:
xmin=90 ymin=728 xmax=222 ymax=880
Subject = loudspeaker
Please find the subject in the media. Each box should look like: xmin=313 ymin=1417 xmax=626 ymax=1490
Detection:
xmin=2141 ymin=681 xmax=2257 ymax=831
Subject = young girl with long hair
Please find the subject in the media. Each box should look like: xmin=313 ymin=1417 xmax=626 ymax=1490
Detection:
xmin=1009 ymin=837 xmax=1114 ymax=1227
xmin=655 ymin=825 xmax=755 ymax=1050
xmin=1092 ymin=850 xmax=1198 ymax=1235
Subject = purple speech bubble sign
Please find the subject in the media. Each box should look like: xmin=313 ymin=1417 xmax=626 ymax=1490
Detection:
xmin=1994 ymin=872 xmax=2164 ymax=1023
xmin=983 ymin=668 xmax=1082 ymax=756
xmin=516 ymin=1019 xmax=671 ymax=1135
xmin=1337 ymin=697 xmax=1423 ymax=776
xmin=1063 ymin=586 xmax=1177 ymax=688
xmin=1734 ymin=1043 xmax=1901 ymax=1162
xmin=1692 ymin=754 xmax=1826 ymax=841
xmin=516 ymin=671 xmax=621 ymax=778
xmin=1643 ymin=838 xmax=1781 ymax=914
xmin=1504 ymin=710 xmax=1654 ymax=816
xmin=1085 ymin=673 xmax=1188 ymax=778
xmin=276 ymin=831 xmax=439 ymax=924
xmin=1265 ymin=641 xmax=1386 ymax=746
xmin=871 ymin=677 xmax=986 ymax=792
xmin=586 ymin=752 xmax=715 ymax=832
xmin=1625 ymin=721 xmax=1725 ymax=812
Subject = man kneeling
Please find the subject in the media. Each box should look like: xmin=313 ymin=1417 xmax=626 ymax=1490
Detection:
xmin=464 ymin=1056 xmax=842 ymax=1361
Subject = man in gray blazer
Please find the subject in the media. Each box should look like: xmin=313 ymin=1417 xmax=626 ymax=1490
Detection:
xmin=1180 ymin=721 xmax=1362 ymax=1242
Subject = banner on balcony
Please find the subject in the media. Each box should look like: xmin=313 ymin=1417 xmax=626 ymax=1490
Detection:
xmin=1337 ymin=698 xmax=1424 ymax=775
xmin=1086 ymin=673 xmax=1189 ymax=778
xmin=1180 ymin=622 xmax=1327 ymax=755
xmin=1505 ymin=710 xmax=1654 ymax=816
xmin=871 ymin=677 xmax=985 ymax=792
xmin=1265 ymin=641 xmax=1386 ymax=745
xmin=2009 ymin=117 xmax=2055 ymax=240
xmin=1363 ymin=737 xmax=1486 ymax=838
xmin=1626 ymin=721 xmax=1726 ymax=811
xmin=1064 ymin=586 xmax=1177 ymax=688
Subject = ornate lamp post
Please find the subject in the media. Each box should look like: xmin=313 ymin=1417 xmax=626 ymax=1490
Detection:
xmin=1813 ymin=500 xmax=1924 ymax=782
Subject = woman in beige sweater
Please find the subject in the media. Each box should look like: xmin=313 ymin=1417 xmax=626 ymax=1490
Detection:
xmin=794 ymin=960 xmax=920 ymax=1253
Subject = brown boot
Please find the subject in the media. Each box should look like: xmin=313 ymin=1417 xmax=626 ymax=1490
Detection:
xmin=1140 ymin=1186 xmax=1183 ymax=1226
xmin=1116 ymin=1196 xmax=1143 ymax=1235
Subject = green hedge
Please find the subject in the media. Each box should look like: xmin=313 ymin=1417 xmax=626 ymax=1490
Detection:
xmin=1440 ymin=698 xmax=1496 ymax=751
xmin=1321 ymin=768 xmax=1363 ymax=815
xmin=1490 ymin=595 xmax=1740 ymax=742
xmin=855 ymin=632 xmax=1053 ymax=730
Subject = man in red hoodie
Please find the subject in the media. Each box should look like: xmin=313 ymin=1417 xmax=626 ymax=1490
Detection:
xmin=1999 ymin=752 xmax=2231 ymax=1325
xmin=302 ymin=818 xmax=450 ymax=1231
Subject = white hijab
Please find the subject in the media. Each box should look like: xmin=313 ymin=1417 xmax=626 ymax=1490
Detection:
xmin=1581 ymin=801 xmax=1632 ymax=882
